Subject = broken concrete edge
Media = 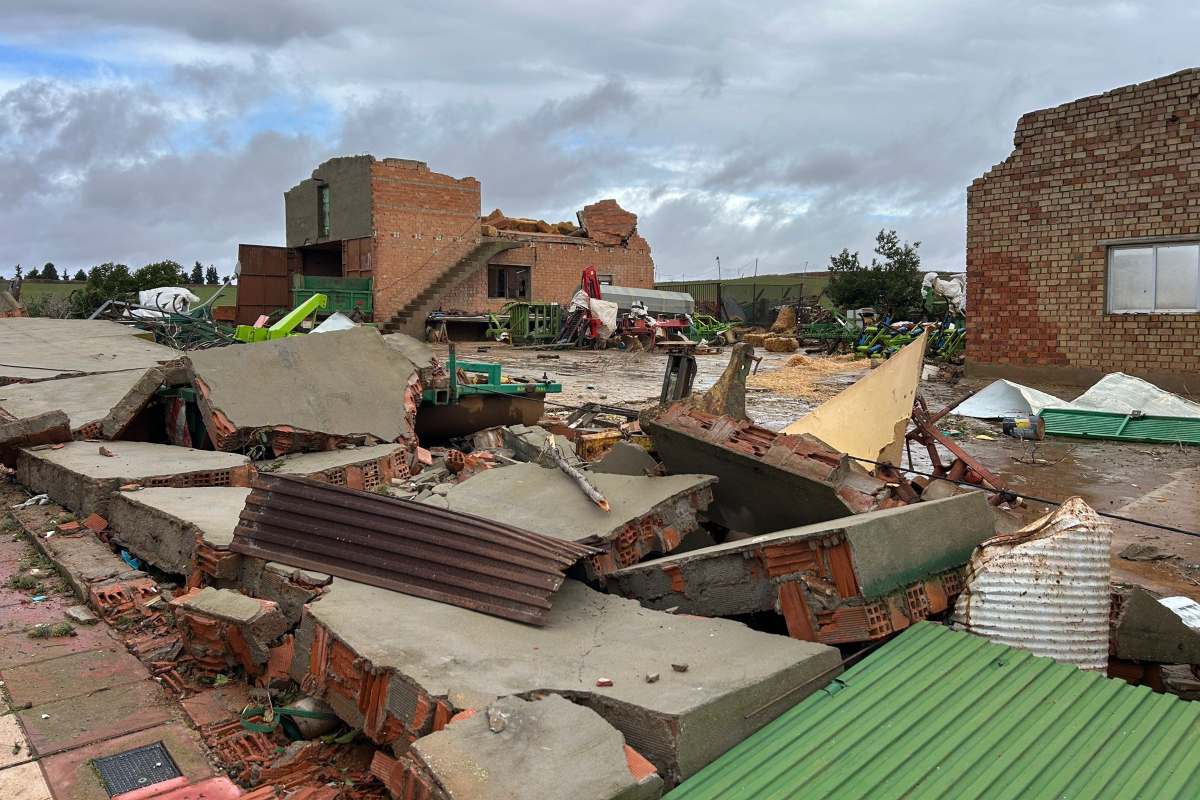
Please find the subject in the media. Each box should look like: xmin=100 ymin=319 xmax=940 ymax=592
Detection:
xmin=1113 ymin=585 xmax=1200 ymax=664
xmin=0 ymin=410 xmax=72 ymax=465
xmin=100 ymin=366 xmax=168 ymax=439
xmin=375 ymin=694 xmax=665 ymax=800
xmin=192 ymin=374 xmax=387 ymax=454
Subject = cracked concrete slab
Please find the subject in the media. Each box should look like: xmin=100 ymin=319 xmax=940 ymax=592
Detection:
xmin=0 ymin=318 xmax=180 ymax=384
xmin=0 ymin=368 xmax=164 ymax=439
xmin=257 ymin=443 xmax=409 ymax=490
xmin=108 ymin=487 xmax=251 ymax=575
xmin=407 ymin=695 xmax=663 ymax=800
xmin=292 ymin=578 xmax=841 ymax=785
xmin=16 ymin=441 xmax=251 ymax=517
xmin=608 ymin=493 xmax=996 ymax=642
xmin=428 ymin=464 xmax=713 ymax=543
xmin=186 ymin=327 xmax=417 ymax=453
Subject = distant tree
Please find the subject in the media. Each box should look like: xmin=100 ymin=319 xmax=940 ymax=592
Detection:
xmin=204 ymin=265 xmax=220 ymax=285
xmin=189 ymin=261 xmax=204 ymax=284
xmin=67 ymin=263 xmax=138 ymax=316
xmin=134 ymin=260 xmax=187 ymax=289
xmin=72 ymin=269 xmax=87 ymax=281
xmin=13 ymin=265 xmax=22 ymax=280
xmin=41 ymin=262 xmax=58 ymax=280
xmin=25 ymin=267 xmax=40 ymax=279
xmin=827 ymin=230 xmax=923 ymax=316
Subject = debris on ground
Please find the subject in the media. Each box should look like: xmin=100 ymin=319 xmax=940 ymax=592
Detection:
xmin=2 ymin=312 xmax=1198 ymax=799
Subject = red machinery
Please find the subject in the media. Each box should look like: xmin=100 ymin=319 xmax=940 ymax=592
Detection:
xmin=581 ymin=267 xmax=603 ymax=341
xmin=556 ymin=267 xmax=606 ymax=346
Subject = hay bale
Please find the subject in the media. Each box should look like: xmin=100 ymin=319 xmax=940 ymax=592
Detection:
xmin=770 ymin=306 xmax=797 ymax=333
xmin=743 ymin=333 xmax=769 ymax=347
xmin=764 ymin=336 xmax=799 ymax=353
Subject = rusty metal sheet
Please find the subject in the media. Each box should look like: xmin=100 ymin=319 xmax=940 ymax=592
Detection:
xmin=952 ymin=496 xmax=1112 ymax=671
xmin=230 ymin=473 xmax=599 ymax=625
xmin=642 ymin=404 xmax=898 ymax=534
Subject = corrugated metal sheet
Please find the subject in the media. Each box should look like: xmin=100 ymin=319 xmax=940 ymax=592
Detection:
xmin=230 ymin=473 xmax=599 ymax=625
xmin=667 ymin=621 xmax=1200 ymax=800
xmin=1041 ymin=408 xmax=1200 ymax=445
xmin=952 ymin=497 xmax=1111 ymax=671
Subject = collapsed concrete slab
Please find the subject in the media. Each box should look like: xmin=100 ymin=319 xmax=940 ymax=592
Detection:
xmin=16 ymin=441 xmax=252 ymax=517
xmin=609 ymin=492 xmax=995 ymax=645
xmin=0 ymin=367 xmax=164 ymax=439
xmin=0 ymin=318 xmax=180 ymax=384
xmin=257 ymin=443 xmax=412 ymax=491
xmin=105 ymin=486 xmax=326 ymax=624
xmin=1112 ymin=586 xmax=1200 ymax=665
xmin=0 ymin=410 xmax=70 ymax=465
xmin=427 ymin=463 xmax=715 ymax=575
xmin=108 ymin=487 xmax=251 ymax=576
xmin=371 ymin=695 xmax=663 ymax=800
xmin=641 ymin=405 xmax=898 ymax=535
xmin=382 ymin=332 xmax=446 ymax=390
xmin=291 ymin=578 xmax=841 ymax=785
xmin=186 ymin=327 xmax=420 ymax=455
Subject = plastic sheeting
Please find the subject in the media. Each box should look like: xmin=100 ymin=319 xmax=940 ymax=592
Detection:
xmin=922 ymin=272 xmax=966 ymax=315
xmin=1063 ymin=372 xmax=1200 ymax=418
xmin=312 ymin=312 xmax=357 ymax=334
xmin=1161 ymin=596 xmax=1200 ymax=631
xmin=952 ymin=497 xmax=1112 ymax=671
xmin=133 ymin=286 xmax=200 ymax=318
xmin=955 ymin=372 xmax=1200 ymax=420
xmin=952 ymin=379 xmax=1065 ymax=418
xmin=568 ymin=290 xmax=618 ymax=338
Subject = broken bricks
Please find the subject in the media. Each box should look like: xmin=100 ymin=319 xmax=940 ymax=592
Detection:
xmin=170 ymin=587 xmax=289 ymax=675
xmin=610 ymin=492 xmax=994 ymax=645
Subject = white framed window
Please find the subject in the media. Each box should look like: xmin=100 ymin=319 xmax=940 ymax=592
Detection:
xmin=1108 ymin=242 xmax=1200 ymax=313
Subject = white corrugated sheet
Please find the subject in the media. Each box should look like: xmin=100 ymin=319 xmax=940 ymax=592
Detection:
xmin=952 ymin=497 xmax=1112 ymax=671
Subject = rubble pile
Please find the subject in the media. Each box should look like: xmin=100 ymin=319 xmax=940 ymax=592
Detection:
xmin=3 ymin=315 xmax=1199 ymax=800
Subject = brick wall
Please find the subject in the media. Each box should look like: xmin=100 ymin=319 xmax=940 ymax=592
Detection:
xmin=369 ymin=159 xmax=482 ymax=321
xmin=437 ymin=231 xmax=654 ymax=313
xmin=967 ymin=68 xmax=1200 ymax=388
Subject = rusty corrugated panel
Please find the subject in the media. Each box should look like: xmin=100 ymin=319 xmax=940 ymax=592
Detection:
xmin=231 ymin=473 xmax=599 ymax=625
xmin=952 ymin=496 xmax=1112 ymax=671
xmin=642 ymin=404 xmax=897 ymax=534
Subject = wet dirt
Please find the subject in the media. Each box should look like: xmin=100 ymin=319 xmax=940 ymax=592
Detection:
xmin=453 ymin=343 xmax=1200 ymax=597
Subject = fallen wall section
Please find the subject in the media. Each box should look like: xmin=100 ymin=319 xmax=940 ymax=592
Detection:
xmin=0 ymin=367 xmax=164 ymax=439
xmin=17 ymin=441 xmax=252 ymax=517
xmin=290 ymin=578 xmax=841 ymax=785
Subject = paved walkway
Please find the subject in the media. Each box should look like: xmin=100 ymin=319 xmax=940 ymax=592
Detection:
xmin=1 ymin=493 xmax=214 ymax=800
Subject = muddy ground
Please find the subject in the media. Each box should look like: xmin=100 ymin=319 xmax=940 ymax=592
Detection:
xmin=443 ymin=342 xmax=1200 ymax=600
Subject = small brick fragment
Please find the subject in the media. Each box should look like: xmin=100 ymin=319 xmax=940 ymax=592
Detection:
xmin=595 ymin=677 xmax=613 ymax=687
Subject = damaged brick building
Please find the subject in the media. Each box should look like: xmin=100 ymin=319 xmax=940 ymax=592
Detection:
xmin=967 ymin=69 xmax=1200 ymax=390
xmin=236 ymin=156 xmax=654 ymax=334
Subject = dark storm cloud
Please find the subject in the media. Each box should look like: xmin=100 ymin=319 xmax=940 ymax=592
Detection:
xmin=3 ymin=1 xmax=1200 ymax=277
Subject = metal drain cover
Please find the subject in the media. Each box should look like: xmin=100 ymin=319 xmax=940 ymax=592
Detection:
xmin=92 ymin=741 xmax=182 ymax=797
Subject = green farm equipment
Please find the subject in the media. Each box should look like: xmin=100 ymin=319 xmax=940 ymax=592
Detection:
xmin=234 ymin=293 xmax=327 ymax=343
xmin=689 ymin=314 xmax=731 ymax=343
xmin=416 ymin=343 xmax=563 ymax=439
xmin=291 ymin=275 xmax=373 ymax=319
xmin=486 ymin=302 xmax=562 ymax=345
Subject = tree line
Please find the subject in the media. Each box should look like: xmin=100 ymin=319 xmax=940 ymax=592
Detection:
xmin=9 ymin=260 xmax=221 ymax=285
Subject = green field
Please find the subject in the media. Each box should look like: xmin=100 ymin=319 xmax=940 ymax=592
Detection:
xmin=17 ymin=280 xmax=237 ymax=307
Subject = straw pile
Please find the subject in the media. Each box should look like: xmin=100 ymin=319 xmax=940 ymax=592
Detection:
xmin=748 ymin=354 xmax=865 ymax=401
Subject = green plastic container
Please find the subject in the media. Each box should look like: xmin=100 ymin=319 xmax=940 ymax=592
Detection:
xmin=291 ymin=275 xmax=373 ymax=318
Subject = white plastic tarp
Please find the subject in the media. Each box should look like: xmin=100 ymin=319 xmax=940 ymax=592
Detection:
xmin=922 ymin=272 xmax=967 ymax=315
xmin=1062 ymin=372 xmax=1200 ymax=418
xmin=312 ymin=312 xmax=357 ymax=334
xmin=568 ymin=290 xmax=618 ymax=338
xmin=133 ymin=286 xmax=200 ymax=318
xmin=952 ymin=379 xmax=1065 ymax=419
xmin=1160 ymin=596 xmax=1200 ymax=631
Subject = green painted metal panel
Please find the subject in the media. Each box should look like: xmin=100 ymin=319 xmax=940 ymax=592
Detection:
xmin=666 ymin=622 xmax=1200 ymax=800
xmin=1041 ymin=408 xmax=1200 ymax=445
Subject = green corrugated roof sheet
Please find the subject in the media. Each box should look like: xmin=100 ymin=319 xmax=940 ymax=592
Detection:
xmin=667 ymin=622 xmax=1200 ymax=800
xmin=1041 ymin=408 xmax=1200 ymax=445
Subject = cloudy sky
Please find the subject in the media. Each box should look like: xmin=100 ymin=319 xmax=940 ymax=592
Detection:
xmin=2 ymin=1 xmax=1197 ymax=281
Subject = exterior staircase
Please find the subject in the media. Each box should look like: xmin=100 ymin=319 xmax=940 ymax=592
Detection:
xmin=379 ymin=239 xmax=520 ymax=336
